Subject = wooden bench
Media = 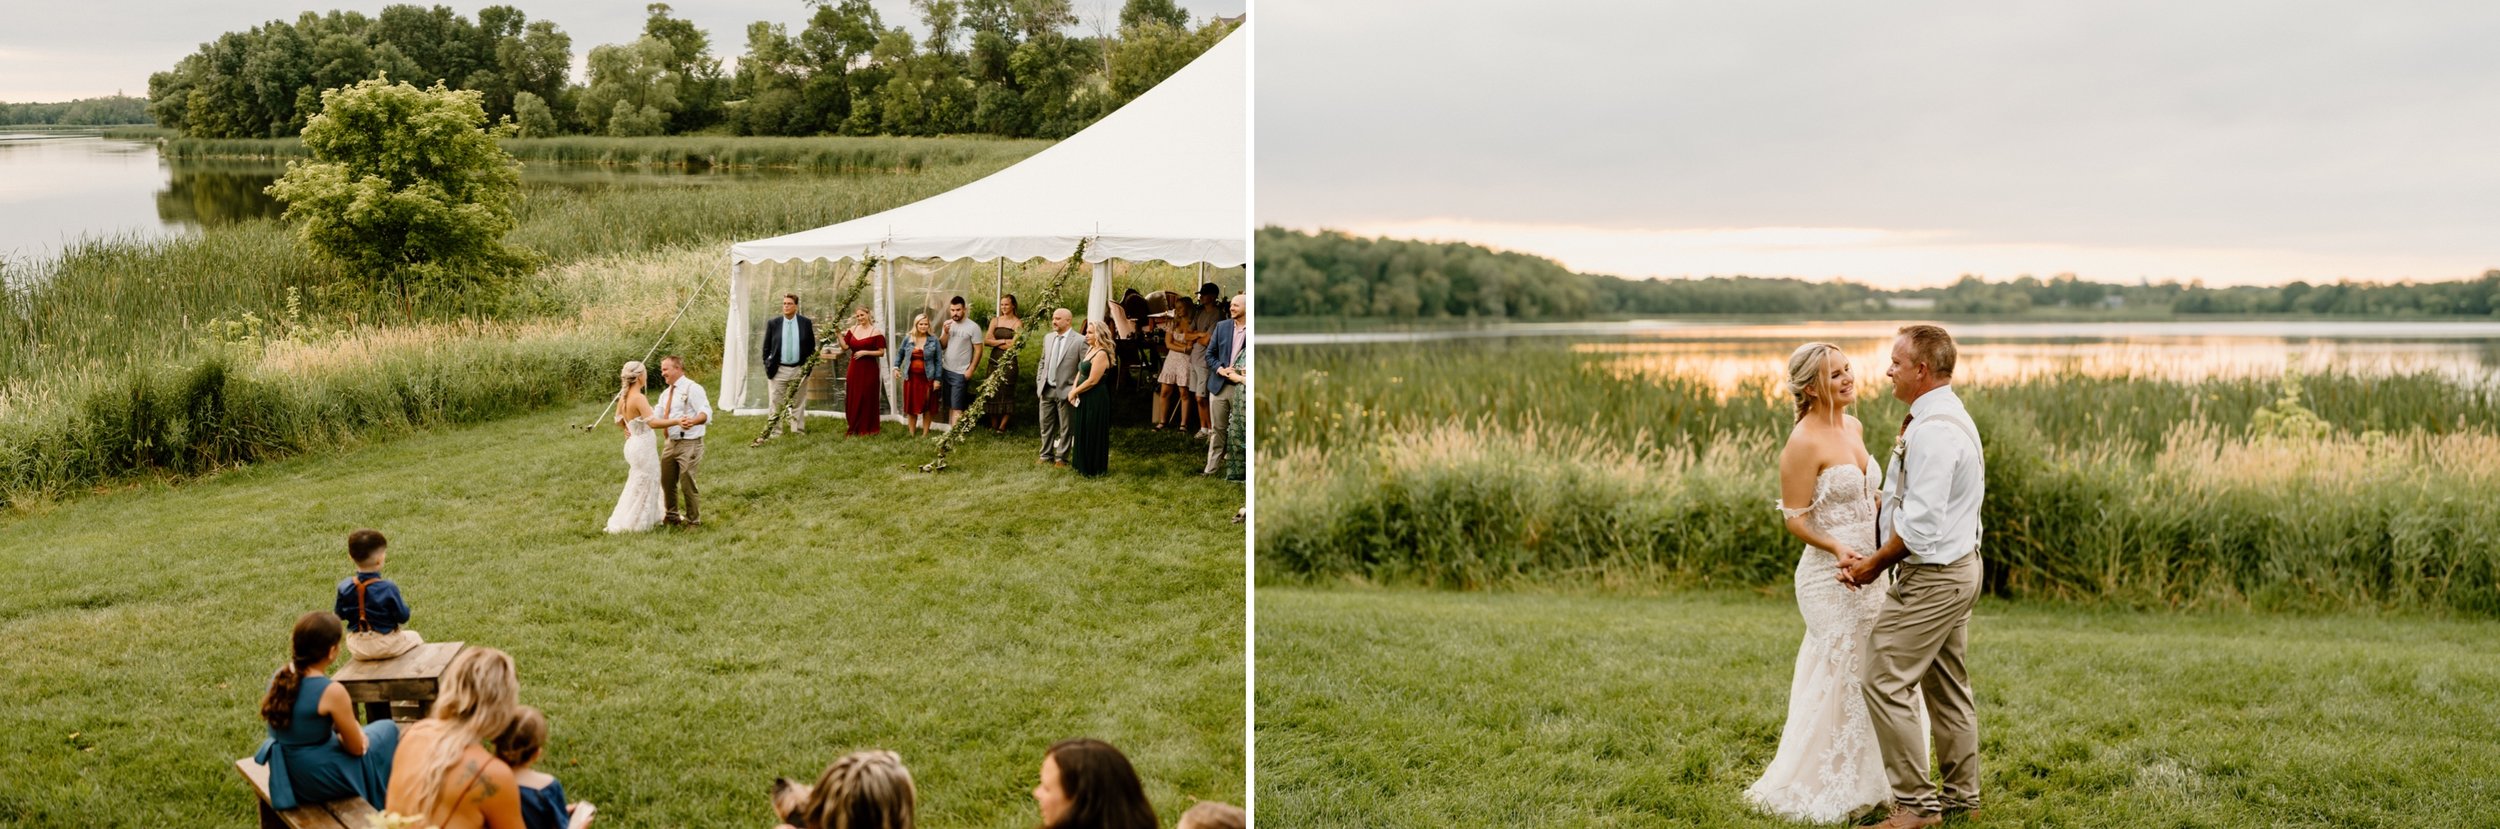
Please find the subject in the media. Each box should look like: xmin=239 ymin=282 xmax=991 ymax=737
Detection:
xmin=335 ymin=641 xmax=464 ymax=724
xmin=234 ymin=757 xmax=378 ymax=829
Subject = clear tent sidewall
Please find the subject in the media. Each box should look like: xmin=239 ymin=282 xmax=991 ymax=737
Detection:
xmin=723 ymin=252 xmax=1224 ymax=424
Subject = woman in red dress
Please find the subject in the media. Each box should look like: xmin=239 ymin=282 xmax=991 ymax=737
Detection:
xmin=839 ymin=308 xmax=886 ymax=435
xmin=893 ymin=312 xmax=940 ymax=435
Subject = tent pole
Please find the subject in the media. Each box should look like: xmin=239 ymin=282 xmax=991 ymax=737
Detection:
xmin=876 ymin=258 xmax=896 ymax=423
xmin=722 ymin=257 xmax=748 ymax=412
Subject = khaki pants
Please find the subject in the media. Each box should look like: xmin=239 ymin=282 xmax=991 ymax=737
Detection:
xmin=661 ymin=437 xmax=704 ymax=523
xmin=767 ymin=372 xmax=807 ymax=433
xmin=1862 ymin=552 xmax=1982 ymax=815
xmin=1204 ymin=383 xmax=1238 ymax=475
xmin=345 ymin=628 xmax=422 ymax=661
xmin=1037 ymin=392 xmax=1074 ymax=461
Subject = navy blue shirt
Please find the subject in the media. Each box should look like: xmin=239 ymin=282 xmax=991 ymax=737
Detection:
xmin=519 ymin=777 xmax=571 ymax=829
xmin=334 ymin=572 xmax=411 ymax=634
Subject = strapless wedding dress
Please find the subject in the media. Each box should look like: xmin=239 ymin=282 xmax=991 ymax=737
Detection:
xmin=605 ymin=418 xmax=664 ymax=533
xmin=1743 ymin=462 xmax=1896 ymax=823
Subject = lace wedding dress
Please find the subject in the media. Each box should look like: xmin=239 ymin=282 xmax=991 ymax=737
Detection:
xmin=605 ymin=418 xmax=665 ymax=533
xmin=1743 ymin=462 xmax=1894 ymax=823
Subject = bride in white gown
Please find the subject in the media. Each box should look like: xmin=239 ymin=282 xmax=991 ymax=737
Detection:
xmin=605 ymin=361 xmax=667 ymax=533
xmin=1744 ymin=342 xmax=1900 ymax=823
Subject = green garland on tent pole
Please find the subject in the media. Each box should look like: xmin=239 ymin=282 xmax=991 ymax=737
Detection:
xmin=752 ymin=250 xmax=882 ymax=447
xmin=921 ymin=238 xmax=1089 ymax=473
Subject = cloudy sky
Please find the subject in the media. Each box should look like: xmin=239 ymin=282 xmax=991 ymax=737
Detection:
xmin=3 ymin=0 xmax=1243 ymax=102
xmin=1258 ymin=1 xmax=2500 ymax=287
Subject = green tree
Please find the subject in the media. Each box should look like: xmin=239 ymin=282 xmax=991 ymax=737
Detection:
xmin=265 ymin=78 xmax=529 ymax=317
xmin=510 ymin=90 xmax=559 ymax=136
xmin=576 ymin=35 xmax=683 ymax=135
xmin=1119 ymin=0 xmax=1188 ymax=30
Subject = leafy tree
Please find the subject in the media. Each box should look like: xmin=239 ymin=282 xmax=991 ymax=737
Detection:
xmin=577 ymin=35 xmax=683 ymax=136
xmin=265 ymin=79 xmax=529 ymax=317
xmin=1119 ymin=0 xmax=1188 ymax=30
xmin=510 ymin=90 xmax=559 ymax=136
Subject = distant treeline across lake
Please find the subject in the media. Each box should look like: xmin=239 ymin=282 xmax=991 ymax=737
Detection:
xmin=1255 ymin=226 xmax=2500 ymax=320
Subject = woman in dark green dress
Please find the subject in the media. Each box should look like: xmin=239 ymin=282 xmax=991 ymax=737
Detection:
xmin=253 ymin=612 xmax=400 ymax=811
xmin=1068 ymin=327 xmax=1116 ymax=477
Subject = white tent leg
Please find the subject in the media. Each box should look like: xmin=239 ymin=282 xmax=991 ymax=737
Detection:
xmin=1085 ymin=260 xmax=1112 ymax=336
xmin=876 ymin=258 xmax=898 ymax=422
xmin=722 ymin=257 xmax=749 ymax=411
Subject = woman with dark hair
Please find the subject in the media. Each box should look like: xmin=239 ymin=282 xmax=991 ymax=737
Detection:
xmin=252 ymin=612 xmax=401 ymax=811
xmin=984 ymin=294 xmax=1026 ymax=434
xmin=1030 ymin=738 xmax=1156 ymax=829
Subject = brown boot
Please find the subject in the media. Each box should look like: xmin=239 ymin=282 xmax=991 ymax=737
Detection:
xmin=1871 ymin=806 xmax=1942 ymax=829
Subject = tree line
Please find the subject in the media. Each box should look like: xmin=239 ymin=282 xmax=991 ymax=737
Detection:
xmin=146 ymin=0 xmax=1233 ymax=140
xmin=1258 ymin=227 xmax=2500 ymax=319
xmin=0 ymin=96 xmax=151 ymax=126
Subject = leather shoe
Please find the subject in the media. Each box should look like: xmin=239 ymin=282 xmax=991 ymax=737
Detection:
xmin=1870 ymin=807 xmax=1941 ymax=829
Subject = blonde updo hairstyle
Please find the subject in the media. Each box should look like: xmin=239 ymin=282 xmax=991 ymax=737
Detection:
xmin=1785 ymin=342 xmax=1847 ymax=425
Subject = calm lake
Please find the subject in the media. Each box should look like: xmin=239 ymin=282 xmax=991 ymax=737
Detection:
xmin=0 ymin=130 xmax=821 ymax=264
xmin=1271 ymin=319 xmax=2500 ymax=391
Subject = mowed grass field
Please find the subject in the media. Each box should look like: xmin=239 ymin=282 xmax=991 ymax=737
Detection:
xmin=1255 ymin=588 xmax=2500 ymax=828
xmin=0 ymin=406 xmax=1244 ymax=827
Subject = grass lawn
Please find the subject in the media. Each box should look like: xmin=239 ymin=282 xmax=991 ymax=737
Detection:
xmin=0 ymin=406 xmax=1244 ymax=827
xmin=1256 ymin=587 xmax=2500 ymax=828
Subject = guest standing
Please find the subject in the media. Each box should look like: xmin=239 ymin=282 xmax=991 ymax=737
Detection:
xmin=1203 ymin=294 xmax=1247 ymax=478
xmin=1067 ymin=327 xmax=1116 ymax=477
xmin=253 ymin=612 xmax=400 ymax=812
xmin=939 ymin=296 xmax=982 ymax=428
xmin=893 ymin=313 xmax=942 ymax=436
xmin=1153 ymin=299 xmax=1202 ymax=432
xmin=1035 ymin=308 xmax=1083 ymax=467
xmin=653 ymin=356 xmax=710 ymax=528
xmin=759 ymin=293 xmax=818 ymax=435
xmin=1189 ymin=282 xmax=1225 ymax=437
xmin=984 ymin=294 xmax=1025 ymax=434
xmin=840 ymin=308 xmax=885 ymax=436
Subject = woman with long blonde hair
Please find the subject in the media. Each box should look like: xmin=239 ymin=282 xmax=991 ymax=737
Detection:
xmin=387 ymin=647 xmax=526 ymax=829
xmin=604 ymin=361 xmax=665 ymax=533
xmin=1743 ymin=342 xmax=1892 ymax=823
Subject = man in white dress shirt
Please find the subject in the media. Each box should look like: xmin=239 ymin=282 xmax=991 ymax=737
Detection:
xmin=653 ymin=355 xmax=712 ymax=527
xmin=1840 ymin=324 xmax=1985 ymax=829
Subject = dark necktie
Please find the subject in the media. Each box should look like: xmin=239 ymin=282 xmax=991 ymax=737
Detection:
xmin=1900 ymin=412 xmax=1915 ymax=438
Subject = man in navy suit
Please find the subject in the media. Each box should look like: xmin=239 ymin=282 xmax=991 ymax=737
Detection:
xmin=1203 ymin=293 xmax=1246 ymax=476
xmin=760 ymin=293 xmax=818 ymax=435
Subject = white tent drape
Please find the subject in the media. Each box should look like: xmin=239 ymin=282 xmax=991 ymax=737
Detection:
xmin=720 ymin=28 xmax=1247 ymax=414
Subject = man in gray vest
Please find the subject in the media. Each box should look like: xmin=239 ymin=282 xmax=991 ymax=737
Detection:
xmin=1034 ymin=308 xmax=1083 ymax=466
xmin=1841 ymin=324 xmax=1986 ymax=829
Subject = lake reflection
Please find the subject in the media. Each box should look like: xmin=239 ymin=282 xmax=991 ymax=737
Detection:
xmin=0 ymin=130 xmax=841 ymax=263
xmin=1273 ymin=319 xmax=2500 ymax=392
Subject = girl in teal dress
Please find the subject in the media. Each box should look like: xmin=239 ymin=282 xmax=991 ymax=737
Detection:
xmin=253 ymin=612 xmax=400 ymax=811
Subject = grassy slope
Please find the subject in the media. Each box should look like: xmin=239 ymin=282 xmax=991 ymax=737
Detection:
xmin=0 ymin=407 xmax=1244 ymax=828
xmin=1256 ymin=588 xmax=2500 ymax=828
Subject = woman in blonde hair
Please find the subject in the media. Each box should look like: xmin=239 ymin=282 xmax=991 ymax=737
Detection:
xmin=1743 ymin=342 xmax=1892 ymax=823
xmin=387 ymin=647 xmax=525 ymax=829
xmin=604 ymin=361 xmax=665 ymax=533
xmin=771 ymin=749 xmax=916 ymax=829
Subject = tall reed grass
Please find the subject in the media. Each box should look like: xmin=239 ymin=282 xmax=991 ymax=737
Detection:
xmin=1257 ymin=341 xmax=2500 ymax=615
xmin=0 ymin=246 xmax=724 ymax=507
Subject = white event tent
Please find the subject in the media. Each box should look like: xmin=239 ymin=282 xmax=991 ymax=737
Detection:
xmin=719 ymin=28 xmax=1247 ymax=417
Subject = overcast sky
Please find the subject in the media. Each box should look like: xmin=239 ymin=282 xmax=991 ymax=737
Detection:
xmin=2 ymin=0 xmax=1243 ymax=101
xmin=1258 ymin=1 xmax=2500 ymax=287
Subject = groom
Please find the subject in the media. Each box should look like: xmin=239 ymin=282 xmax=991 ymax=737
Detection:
xmin=1840 ymin=324 xmax=1985 ymax=829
